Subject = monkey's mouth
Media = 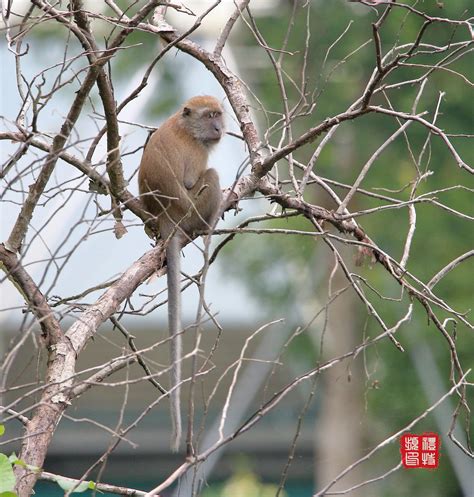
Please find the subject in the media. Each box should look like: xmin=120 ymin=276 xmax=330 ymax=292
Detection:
xmin=204 ymin=136 xmax=222 ymax=145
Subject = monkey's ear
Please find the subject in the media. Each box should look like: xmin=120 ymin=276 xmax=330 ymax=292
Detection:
xmin=182 ymin=107 xmax=191 ymax=117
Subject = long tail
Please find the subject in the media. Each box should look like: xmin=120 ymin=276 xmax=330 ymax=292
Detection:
xmin=167 ymin=234 xmax=182 ymax=452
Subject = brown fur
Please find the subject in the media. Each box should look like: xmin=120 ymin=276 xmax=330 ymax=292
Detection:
xmin=138 ymin=96 xmax=224 ymax=452
xmin=138 ymin=96 xmax=224 ymax=240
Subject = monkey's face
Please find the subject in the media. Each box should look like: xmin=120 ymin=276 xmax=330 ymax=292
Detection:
xmin=182 ymin=104 xmax=224 ymax=147
xmin=203 ymin=110 xmax=224 ymax=143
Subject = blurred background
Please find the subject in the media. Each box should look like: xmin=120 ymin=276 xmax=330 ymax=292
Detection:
xmin=1 ymin=1 xmax=473 ymax=496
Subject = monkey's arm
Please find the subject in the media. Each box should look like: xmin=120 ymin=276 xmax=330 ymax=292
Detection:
xmin=183 ymin=160 xmax=201 ymax=190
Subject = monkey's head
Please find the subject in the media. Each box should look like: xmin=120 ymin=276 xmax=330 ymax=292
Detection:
xmin=180 ymin=96 xmax=224 ymax=147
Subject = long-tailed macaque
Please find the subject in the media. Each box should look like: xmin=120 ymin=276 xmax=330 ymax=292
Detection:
xmin=138 ymin=96 xmax=224 ymax=452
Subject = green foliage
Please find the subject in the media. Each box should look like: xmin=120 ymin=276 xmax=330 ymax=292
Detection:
xmin=202 ymin=465 xmax=288 ymax=497
xmin=223 ymin=215 xmax=318 ymax=308
xmin=53 ymin=476 xmax=96 ymax=494
xmin=230 ymin=0 xmax=473 ymax=343
xmin=9 ymin=453 xmax=40 ymax=474
xmin=227 ymin=2 xmax=473 ymax=497
xmin=0 ymin=428 xmax=84 ymax=496
xmin=0 ymin=427 xmax=16 ymax=496
xmin=0 ymin=454 xmax=16 ymax=495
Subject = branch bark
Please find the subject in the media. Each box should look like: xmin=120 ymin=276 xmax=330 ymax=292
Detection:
xmin=8 ymin=244 xmax=163 ymax=496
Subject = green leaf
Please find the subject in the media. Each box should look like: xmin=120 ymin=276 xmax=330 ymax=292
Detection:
xmin=9 ymin=455 xmax=40 ymax=473
xmin=0 ymin=454 xmax=15 ymax=493
xmin=88 ymin=481 xmax=103 ymax=493
xmin=0 ymin=425 xmax=5 ymax=436
xmin=0 ymin=492 xmax=18 ymax=497
xmin=54 ymin=476 xmax=90 ymax=493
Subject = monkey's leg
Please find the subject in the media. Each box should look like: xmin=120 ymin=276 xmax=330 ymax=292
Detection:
xmin=185 ymin=168 xmax=223 ymax=232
